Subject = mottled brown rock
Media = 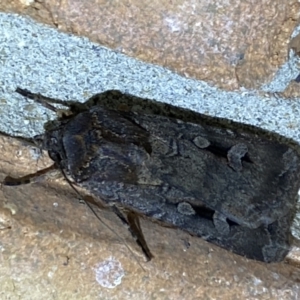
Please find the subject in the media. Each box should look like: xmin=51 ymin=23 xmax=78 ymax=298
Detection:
xmin=290 ymin=33 xmax=300 ymax=56
xmin=0 ymin=0 xmax=299 ymax=91
xmin=276 ymin=34 xmax=300 ymax=98
xmin=1 ymin=1 xmax=300 ymax=298
xmin=278 ymin=80 xmax=300 ymax=99
xmin=1 ymin=135 xmax=300 ymax=298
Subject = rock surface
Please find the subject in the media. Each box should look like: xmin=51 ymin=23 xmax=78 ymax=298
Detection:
xmin=1 ymin=1 xmax=300 ymax=298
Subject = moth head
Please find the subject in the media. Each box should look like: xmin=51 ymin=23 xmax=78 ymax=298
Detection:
xmin=32 ymin=134 xmax=45 ymax=149
xmin=33 ymin=130 xmax=66 ymax=167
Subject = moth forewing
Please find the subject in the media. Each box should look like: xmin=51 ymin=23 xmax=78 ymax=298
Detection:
xmin=4 ymin=87 xmax=300 ymax=263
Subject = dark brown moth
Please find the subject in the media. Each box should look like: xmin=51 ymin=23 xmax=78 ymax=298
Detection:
xmin=4 ymin=88 xmax=300 ymax=263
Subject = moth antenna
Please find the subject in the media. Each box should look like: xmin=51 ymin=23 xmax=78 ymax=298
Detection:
xmin=16 ymin=88 xmax=58 ymax=112
xmin=15 ymin=87 xmax=88 ymax=117
xmin=60 ymin=169 xmax=146 ymax=272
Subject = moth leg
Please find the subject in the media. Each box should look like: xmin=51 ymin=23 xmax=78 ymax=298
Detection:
xmin=213 ymin=211 xmax=230 ymax=236
xmin=2 ymin=164 xmax=60 ymax=186
xmin=111 ymin=205 xmax=154 ymax=261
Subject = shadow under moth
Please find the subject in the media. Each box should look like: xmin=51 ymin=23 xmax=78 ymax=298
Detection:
xmin=4 ymin=88 xmax=300 ymax=263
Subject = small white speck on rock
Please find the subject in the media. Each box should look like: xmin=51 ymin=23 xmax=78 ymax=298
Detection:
xmin=93 ymin=257 xmax=125 ymax=289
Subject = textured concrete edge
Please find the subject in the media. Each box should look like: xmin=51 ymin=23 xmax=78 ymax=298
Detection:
xmin=261 ymin=25 xmax=300 ymax=92
xmin=0 ymin=13 xmax=300 ymax=140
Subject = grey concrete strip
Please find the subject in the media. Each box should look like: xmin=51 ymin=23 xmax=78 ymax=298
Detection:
xmin=1 ymin=13 xmax=300 ymax=238
xmin=261 ymin=53 xmax=300 ymax=92
xmin=1 ymin=13 xmax=300 ymax=141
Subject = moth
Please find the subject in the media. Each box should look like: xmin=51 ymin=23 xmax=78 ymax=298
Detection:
xmin=3 ymin=87 xmax=300 ymax=263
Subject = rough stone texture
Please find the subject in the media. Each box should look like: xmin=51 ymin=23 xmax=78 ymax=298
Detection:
xmin=277 ymin=81 xmax=300 ymax=99
xmin=279 ymin=34 xmax=300 ymax=98
xmin=1 ymin=1 xmax=300 ymax=298
xmin=0 ymin=0 xmax=299 ymax=91
xmin=1 ymin=135 xmax=300 ymax=299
